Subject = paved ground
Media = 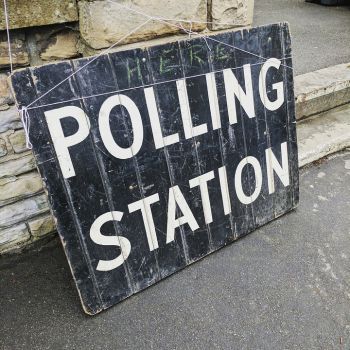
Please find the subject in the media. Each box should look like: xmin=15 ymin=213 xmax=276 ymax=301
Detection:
xmin=1 ymin=151 xmax=350 ymax=349
xmin=254 ymin=0 xmax=350 ymax=75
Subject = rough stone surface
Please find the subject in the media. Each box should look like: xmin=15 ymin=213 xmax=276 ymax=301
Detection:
xmin=0 ymin=150 xmax=32 ymax=166
xmin=0 ymin=194 xmax=49 ymax=229
xmin=40 ymin=30 xmax=80 ymax=61
xmin=209 ymin=0 xmax=254 ymax=30
xmin=8 ymin=130 xmax=27 ymax=154
xmin=0 ymin=130 xmax=13 ymax=158
xmin=0 ymin=0 xmax=78 ymax=30
xmin=79 ymin=0 xmax=207 ymax=49
xmin=0 ymin=223 xmax=30 ymax=253
xmin=0 ymin=33 xmax=29 ymax=68
xmin=28 ymin=215 xmax=56 ymax=238
xmin=297 ymin=104 xmax=350 ymax=167
xmin=0 ymin=74 xmax=14 ymax=106
xmin=0 ymin=172 xmax=43 ymax=207
xmin=0 ymin=138 xmax=7 ymax=157
xmin=295 ymin=63 xmax=350 ymax=120
xmin=78 ymin=28 xmax=234 ymax=56
xmin=0 ymin=106 xmax=22 ymax=133
xmin=0 ymin=153 xmax=36 ymax=178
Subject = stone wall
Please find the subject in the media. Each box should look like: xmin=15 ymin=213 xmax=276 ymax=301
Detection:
xmin=0 ymin=0 xmax=254 ymax=254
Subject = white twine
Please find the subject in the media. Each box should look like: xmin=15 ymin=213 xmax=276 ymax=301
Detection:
xmin=179 ymin=21 xmax=192 ymax=41
xmin=2 ymin=0 xmax=32 ymax=149
xmin=16 ymin=18 xmax=152 ymax=149
xmin=20 ymin=106 xmax=32 ymax=149
xmin=26 ymin=18 xmax=152 ymax=110
xmin=107 ymin=0 xmax=293 ymax=70
xmin=26 ymin=61 xmax=287 ymax=111
xmin=7 ymin=1 xmax=293 ymax=150
xmin=178 ymin=20 xmax=212 ymax=51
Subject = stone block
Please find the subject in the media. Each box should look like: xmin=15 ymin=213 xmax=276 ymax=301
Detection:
xmin=208 ymin=0 xmax=254 ymax=30
xmin=8 ymin=129 xmax=27 ymax=153
xmin=40 ymin=30 xmax=80 ymax=61
xmin=297 ymin=104 xmax=350 ymax=167
xmin=0 ymin=223 xmax=30 ymax=253
xmin=0 ymin=0 xmax=78 ymax=30
xmin=0 ymin=153 xmax=36 ymax=178
xmin=0 ymin=150 xmax=32 ymax=166
xmin=0 ymin=138 xmax=7 ymax=157
xmin=0 ymin=193 xmax=49 ymax=229
xmin=0 ymin=106 xmax=22 ymax=133
xmin=0 ymin=74 xmax=14 ymax=106
xmin=0 ymin=33 xmax=29 ymax=68
xmin=0 ymin=129 xmax=13 ymax=158
xmin=28 ymin=214 xmax=56 ymax=238
xmin=0 ymin=172 xmax=43 ymax=207
xmin=79 ymin=0 xmax=207 ymax=50
xmin=295 ymin=63 xmax=350 ymax=120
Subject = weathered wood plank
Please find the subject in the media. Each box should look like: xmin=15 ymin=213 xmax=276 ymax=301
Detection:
xmin=10 ymin=24 xmax=299 ymax=315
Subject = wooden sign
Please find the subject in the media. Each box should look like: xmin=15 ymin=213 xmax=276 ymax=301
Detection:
xmin=11 ymin=23 xmax=298 ymax=315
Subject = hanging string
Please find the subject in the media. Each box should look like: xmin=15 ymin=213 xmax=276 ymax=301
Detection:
xmin=104 ymin=3 xmax=243 ymax=26
xmin=26 ymin=61 xmax=273 ymax=111
xmin=10 ymin=1 xmax=293 ymax=150
xmin=20 ymin=106 xmax=32 ymax=149
xmin=179 ymin=21 xmax=193 ymax=40
xmin=26 ymin=18 xmax=152 ymax=110
xmin=3 ymin=0 xmax=32 ymax=149
xmin=23 ymin=4 xmax=293 ymax=110
xmin=178 ymin=20 xmax=211 ymax=51
xmin=106 ymin=0 xmax=293 ymax=70
xmin=17 ymin=18 xmax=153 ymax=149
xmin=25 ymin=1 xmax=293 ymax=111
xmin=2 ymin=0 xmax=13 ymax=73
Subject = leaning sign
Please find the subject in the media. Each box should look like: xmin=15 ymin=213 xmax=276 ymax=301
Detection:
xmin=11 ymin=23 xmax=298 ymax=315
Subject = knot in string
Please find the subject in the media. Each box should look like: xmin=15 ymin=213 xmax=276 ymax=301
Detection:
xmin=179 ymin=21 xmax=192 ymax=40
xmin=19 ymin=106 xmax=32 ymax=150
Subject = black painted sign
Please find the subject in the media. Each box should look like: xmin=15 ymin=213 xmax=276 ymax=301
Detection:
xmin=11 ymin=23 xmax=298 ymax=315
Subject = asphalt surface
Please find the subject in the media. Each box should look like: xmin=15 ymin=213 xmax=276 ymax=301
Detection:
xmin=254 ymin=0 xmax=350 ymax=75
xmin=1 ymin=151 xmax=350 ymax=349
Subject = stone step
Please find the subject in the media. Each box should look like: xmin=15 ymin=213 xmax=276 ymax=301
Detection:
xmin=295 ymin=63 xmax=350 ymax=120
xmin=297 ymin=103 xmax=350 ymax=167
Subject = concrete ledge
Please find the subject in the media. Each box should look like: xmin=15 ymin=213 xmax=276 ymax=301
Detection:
xmin=295 ymin=63 xmax=350 ymax=120
xmin=297 ymin=104 xmax=350 ymax=167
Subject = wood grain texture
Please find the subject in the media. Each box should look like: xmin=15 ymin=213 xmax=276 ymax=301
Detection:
xmin=10 ymin=24 xmax=299 ymax=315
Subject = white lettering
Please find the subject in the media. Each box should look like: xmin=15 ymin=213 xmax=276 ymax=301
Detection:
xmin=223 ymin=64 xmax=255 ymax=124
xmin=218 ymin=166 xmax=232 ymax=215
xmin=177 ymin=79 xmax=208 ymax=139
xmin=90 ymin=211 xmax=131 ymax=272
xmin=189 ymin=171 xmax=215 ymax=224
xmin=206 ymin=73 xmax=221 ymax=130
xmin=128 ymin=193 xmax=160 ymax=251
xmin=166 ymin=185 xmax=199 ymax=243
xmin=259 ymin=58 xmax=284 ymax=111
xmin=45 ymin=106 xmax=90 ymax=179
xmin=235 ymin=156 xmax=262 ymax=205
xmin=99 ymin=94 xmax=143 ymax=159
xmin=144 ymin=87 xmax=179 ymax=149
xmin=266 ymin=142 xmax=289 ymax=194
